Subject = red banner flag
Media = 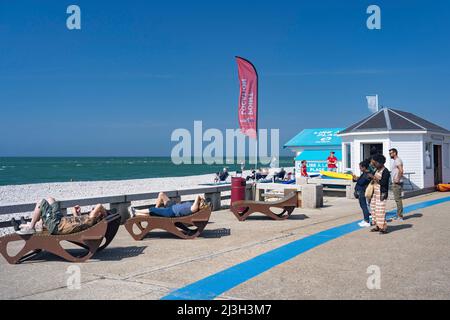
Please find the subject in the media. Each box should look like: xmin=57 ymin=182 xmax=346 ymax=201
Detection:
xmin=236 ymin=57 xmax=258 ymax=139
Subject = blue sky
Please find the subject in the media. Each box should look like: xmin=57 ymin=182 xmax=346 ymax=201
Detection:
xmin=1 ymin=0 xmax=449 ymax=156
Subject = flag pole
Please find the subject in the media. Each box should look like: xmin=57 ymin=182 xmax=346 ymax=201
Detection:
xmin=255 ymin=134 xmax=258 ymax=171
xmin=255 ymin=69 xmax=259 ymax=171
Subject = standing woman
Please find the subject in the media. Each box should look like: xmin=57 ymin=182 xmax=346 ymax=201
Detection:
xmin=352 ymin=160 xmax=372 ymax=228
xmin=369 ymin=154 xmax=391 ymax=234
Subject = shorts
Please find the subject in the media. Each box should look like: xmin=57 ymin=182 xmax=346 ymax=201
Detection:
xmin=57 ymin=215 xmax=97 ymax=235
xmin=40 ymin=199 xmax=63 ymax=235
xmin=149 ymin=206 xmax=176 ymax=217
xmin=165 ymin=200 xmax=177 ymax=208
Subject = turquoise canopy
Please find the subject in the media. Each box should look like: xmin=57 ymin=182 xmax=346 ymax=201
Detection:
xmin=284 ymin=128 xmax=344 ymax=148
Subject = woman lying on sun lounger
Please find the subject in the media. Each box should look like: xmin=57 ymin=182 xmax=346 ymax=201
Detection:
xmin=16 ymin=197 xmax=110 ymax=235
xmin=129 ymin=192 xmax=207 ymax=218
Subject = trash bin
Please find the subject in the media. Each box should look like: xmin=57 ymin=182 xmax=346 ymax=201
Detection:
xmin=231 ymin=177 xmax=246 ymax=205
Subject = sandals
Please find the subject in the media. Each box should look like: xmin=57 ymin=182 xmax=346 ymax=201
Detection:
xmin=370 ymin=226 xmax=388 ymax=234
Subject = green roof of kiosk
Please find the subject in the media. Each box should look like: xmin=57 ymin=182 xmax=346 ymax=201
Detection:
xmin=284 ymin=128 xmax=344 ymax=148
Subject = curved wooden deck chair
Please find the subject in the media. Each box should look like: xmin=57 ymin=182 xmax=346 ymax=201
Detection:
xmin=0 ymin=214 xmax=121 ymax=264
xmin=230 ymin=192 xmax=298 ymax=221
xmin=124 ymin=206 xmax=212 ymax=240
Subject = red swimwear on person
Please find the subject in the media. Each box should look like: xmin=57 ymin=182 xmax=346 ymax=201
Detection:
xmin=327 ymin=156 xmax=338 ymax=170
xmin=301 ymin=164 xmax=308 ymax=177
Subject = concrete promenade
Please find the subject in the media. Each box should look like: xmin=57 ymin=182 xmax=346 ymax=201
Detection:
xmin=1 ymin=192 xmax=449 ymax=300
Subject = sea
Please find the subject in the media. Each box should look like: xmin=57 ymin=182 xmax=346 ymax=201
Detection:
xmin=0 ymin=157 xmax=295 ymax=186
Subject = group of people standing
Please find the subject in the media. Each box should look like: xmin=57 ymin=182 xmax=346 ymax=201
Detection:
xmin=353 ymin=148 xmax=404 ymax=234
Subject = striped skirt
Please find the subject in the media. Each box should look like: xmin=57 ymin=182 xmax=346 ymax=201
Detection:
xmin=370 ymin=188 xmax=387 ymax=229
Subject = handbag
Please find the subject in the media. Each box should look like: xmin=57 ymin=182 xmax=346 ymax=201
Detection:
xmin=365 ymin=181 xmax=375 ymax=199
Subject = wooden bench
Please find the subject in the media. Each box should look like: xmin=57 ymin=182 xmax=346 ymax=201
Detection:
xmin=0 ymin=213 xmax=121 ymax=264
xmin=230 ymin=192 xmax=299 ymax=221
xmin=124 ymin=206 xmax=212 ymax=240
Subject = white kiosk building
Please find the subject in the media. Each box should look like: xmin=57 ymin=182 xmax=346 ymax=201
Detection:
xmin=338 ymin=108 xmax=450 ymax=190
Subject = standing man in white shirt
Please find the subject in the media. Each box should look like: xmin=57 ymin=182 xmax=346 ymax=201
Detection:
xmin=389 ymin=148 xmax=404 ymax=221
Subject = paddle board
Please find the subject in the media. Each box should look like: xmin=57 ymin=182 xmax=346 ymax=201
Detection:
xmin=320 ymin=171 xmax=353 ymax=181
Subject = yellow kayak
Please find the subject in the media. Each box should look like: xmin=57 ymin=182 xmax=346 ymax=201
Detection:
xmin=320 ymin=171 xmax=353 ymax=181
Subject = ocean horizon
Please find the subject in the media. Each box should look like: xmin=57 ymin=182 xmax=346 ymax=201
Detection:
xmin=0 ymin=157 xmax=294 ymax=186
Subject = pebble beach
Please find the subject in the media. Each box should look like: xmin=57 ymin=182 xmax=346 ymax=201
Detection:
xmin=0 ymin=172 xmax=218 ymax=235
xmin=0 ymin=173 xmax=223 ymax=206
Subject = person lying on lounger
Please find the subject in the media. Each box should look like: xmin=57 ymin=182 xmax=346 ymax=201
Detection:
xmin=214 ymin=167 xmax=229 ymax=183
xmin=16 ymin=197 xmax=110 ymax=235
xmin=246 ymin=168 xmax=268 ymax=181
xmin=274 ymin=168 xmax=286 ymax=181
xmin=129 ymin=192 xmax=207 ymax=218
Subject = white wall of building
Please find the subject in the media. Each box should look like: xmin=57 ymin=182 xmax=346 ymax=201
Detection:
xmin=388 ymin=134 xmax=424 ymax=189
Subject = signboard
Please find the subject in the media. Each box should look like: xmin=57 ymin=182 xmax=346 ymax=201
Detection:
xmin=295 ymin=160 xmax=342 ymax=175
xmin=311 ymin=130 xmax=340 ymax=145
xmin=307 ymin=161 xmax=329 ymax=173
xmin=284 ymin=128 xmax=344 ymax=148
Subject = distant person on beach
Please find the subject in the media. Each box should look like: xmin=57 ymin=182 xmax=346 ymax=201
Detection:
xmin=327 ymin=152 xmax=338 ymax=172
xmin=245 ymin=168 xmax=269 ymax=181
xmin=129 ymin=192 xmax=207 ymax=218
xmin=256 ymin=168 xmax=267 ymax=180
xmin=284 ymin=172 xmax=293 ymax=181
xmin=15 ymin=198 xmax=110 ymax=235
xmin=214 ymin=167 xmax=229 ymax=183
xmin=369 ymin=154 xmax=391 ymax=234
xmin=246 ymin=170 xmax=256 ymax=181
xmin=352 ymin=160 xmax=372 ymax=228
xmin=301 ymin=160 xmax=308 ymax=177
xmin=274 ymin=168 xmax=286 ymax=180
xmin=389 ymin=148 xmax=404 ymax=221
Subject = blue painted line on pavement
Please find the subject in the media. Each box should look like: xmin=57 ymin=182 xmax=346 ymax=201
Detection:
xmin=162 ymin=196 xmax=450 ymax=300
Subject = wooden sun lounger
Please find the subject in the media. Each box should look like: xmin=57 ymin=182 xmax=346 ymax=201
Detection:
xmin=230 ymin=192 xmax=298 ymax=221
xmin=0 ymin=213 xmax=121 ymax=264
xmin=124 ymin=206 xmax=212 ymax=240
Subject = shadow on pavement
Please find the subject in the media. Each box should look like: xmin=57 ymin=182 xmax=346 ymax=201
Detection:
xmin=244 ymin=214 xmax=309 ymax=221
xmin=403 ymin=213 xmax=423 ymax=220
xmin=23 ymin=246 xmax=147 ymax=264
xmin=387 ymin=224 xmax=413 ymax=233
xmin=200 ymin=228 xmax=232 ymax=238
xmin=92 ymin=246 xmax=147 ymax=261
xmin=143 ymin=228 xmax=232 ymax=239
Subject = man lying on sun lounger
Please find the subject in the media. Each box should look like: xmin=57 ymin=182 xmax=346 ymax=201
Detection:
xmin=214 ymin=167 xmax=229 ymax=183
xmin=129 ymin=192 xmax=207 ymax=218
xmin=16 ymin=197 xmax=110 ymax=235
